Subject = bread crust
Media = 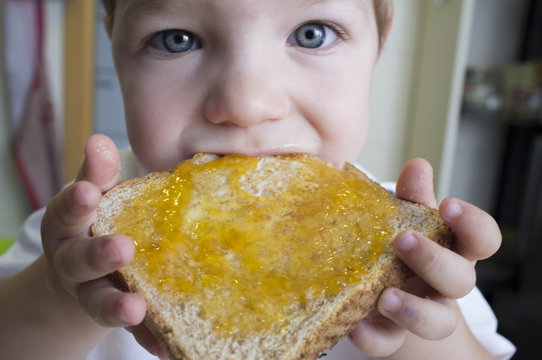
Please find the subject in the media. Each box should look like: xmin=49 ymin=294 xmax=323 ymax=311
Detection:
xmin=92 ymin=154 xmax=453 ymax=360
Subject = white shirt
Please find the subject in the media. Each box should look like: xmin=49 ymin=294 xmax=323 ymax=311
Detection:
xmin=0 ymin=149 xmax=516 ymax=360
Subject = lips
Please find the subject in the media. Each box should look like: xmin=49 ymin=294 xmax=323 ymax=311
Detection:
xmin=182 ymin=136 xmax=314 ymax=159
xmin=190 ymin=145 xmax=306 ymax=158
xmin=178 ymin=120 xmax=322 ymax=163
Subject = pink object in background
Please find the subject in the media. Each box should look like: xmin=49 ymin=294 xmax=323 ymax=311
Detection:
xmin=6 ymin=0 xmax=63 ymax=209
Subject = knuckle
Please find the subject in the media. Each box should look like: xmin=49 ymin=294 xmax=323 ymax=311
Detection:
xmin=41 ymin=195 xmax=66 ymax=239
xmin=46 ymin=185 xmax=84 ymax=237
xmin=87 ymin=237 xmax=104 ymax=268
xmin=417 ymin=311 xmax=453 ymax=340
xmin=421 ymin=249 xmax=441 ymax=276
xmin=408 ymin=306 xmax=433 ymax=337
xmin=70 ymin=181 xmax=98 ymax=214
xmin=51 ymin=247 xmax=64 ymax=273
xmin=399 ymin=303 xmax=435 ymax=340
xmin=415 ymin=240 xmax=444 ymax=280
xmin=52 ymin=199 xmax=73 ymax=231
xmin=87 ymin=236 xmax=116 ymax=274
xmin=400 ymin=296 xmax=458 ymax=340
xmin=53 ymin=242 xmax=77 ymax=282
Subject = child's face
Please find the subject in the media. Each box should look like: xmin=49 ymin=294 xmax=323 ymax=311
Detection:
xmin=109 ymin=0 xmax=380 ymax=171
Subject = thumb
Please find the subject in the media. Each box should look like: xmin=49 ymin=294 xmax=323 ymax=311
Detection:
xmin=42 ymin=135 xmax=121 ymax=242
xmin=395 ymin=158 xmax=437 ymax=208
xmin=76 ymin=134 xmax=122 ymax=193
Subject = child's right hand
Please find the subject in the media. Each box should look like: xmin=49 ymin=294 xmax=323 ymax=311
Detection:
xmin=40 ymin=134 xmax=167 ymax=359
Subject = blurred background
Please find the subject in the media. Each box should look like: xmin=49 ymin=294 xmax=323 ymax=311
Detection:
xmin=0 ymin=0 xmax=541 ymax=358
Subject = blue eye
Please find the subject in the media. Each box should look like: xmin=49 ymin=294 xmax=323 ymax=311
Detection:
xmin=150 ymin=29 xmax=200 ymax=53
xmin=291 ymin=23 xmax=338 ymax=49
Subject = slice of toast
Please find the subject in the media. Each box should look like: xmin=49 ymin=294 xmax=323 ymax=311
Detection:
xmin=91 ymin=153 xmax=453 ymax=360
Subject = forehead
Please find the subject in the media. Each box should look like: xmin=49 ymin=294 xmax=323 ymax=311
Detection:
xmin=117 ymin=0 xmax=373 ymax=18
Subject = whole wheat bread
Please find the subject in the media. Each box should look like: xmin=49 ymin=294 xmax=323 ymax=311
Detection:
xmin=91 ymin=153 xmax=453 ymax=360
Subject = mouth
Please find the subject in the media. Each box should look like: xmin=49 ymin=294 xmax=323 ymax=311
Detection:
xmin=187 ymin=143 xmax=312 ymax=159
xmin=179 ymin=122 xmax=321 ymax=161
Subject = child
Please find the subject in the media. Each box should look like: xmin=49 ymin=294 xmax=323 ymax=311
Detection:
xmin=0 ymin=0 xmax=515 ymax=359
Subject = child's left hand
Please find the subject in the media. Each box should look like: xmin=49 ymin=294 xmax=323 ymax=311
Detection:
xmin=348 ymin=158 xmax=502 ymax=358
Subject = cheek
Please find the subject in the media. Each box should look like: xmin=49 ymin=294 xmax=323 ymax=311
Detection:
xmin=125 ymin=112 xmax=176 ymax=171
xmin=323 ymin=99 xmax=369 ymax=164
xmin=120 ymin=73 xmax=191 ymax=171
xmin=314 ymin=63 xmax=373 ymax=164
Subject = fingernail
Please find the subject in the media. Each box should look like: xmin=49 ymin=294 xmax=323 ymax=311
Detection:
xmin=396 ymin=232 xmax=417 ymax=253
xmin=380 ymin=290 xmax=402 ymax=313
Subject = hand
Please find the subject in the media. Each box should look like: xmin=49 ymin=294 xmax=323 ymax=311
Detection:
xmin=348 ymin=158 xmax=501 ymax=357
xmin=40 ymin=134 xmax=168 ymax=359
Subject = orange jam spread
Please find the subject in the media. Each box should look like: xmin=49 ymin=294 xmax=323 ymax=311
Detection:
xmin=111 ymin=154 xmax=398 ymax=336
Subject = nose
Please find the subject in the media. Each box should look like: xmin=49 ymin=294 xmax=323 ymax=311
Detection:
xmin=203 ymin=56 xmax=290 ymax=127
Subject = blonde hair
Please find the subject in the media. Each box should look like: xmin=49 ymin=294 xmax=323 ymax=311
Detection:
xmin=100 ymin=0 xmax=393 ymax=47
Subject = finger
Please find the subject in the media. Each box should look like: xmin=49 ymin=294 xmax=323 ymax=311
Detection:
xmin=76 ymin=134 xmax=122 ymax=192
xmin=77 ymin=277 xmax=146 ymax=327
xmin=377 ymin=288 xmax=457 ymax=340
xmin=54 ymin=234 xmax=135 ymax=284
xmin=128 ymin=325 xmax=170 ymax=360
xmin=396 ymin=158 xmax=437 ymax=208
xmin=440 ymin=198 xmax=501 ymax=261
xmin=349 ymin=312 xmax=407 ymax=357
xmin=395 ymin=231 xmax=476 ymax=299
xmin=42 ymin=181 xmax=102 ymax=247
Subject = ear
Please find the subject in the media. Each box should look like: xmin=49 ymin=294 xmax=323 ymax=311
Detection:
xmin=380 ymin=6 xmax=394 ymax=48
